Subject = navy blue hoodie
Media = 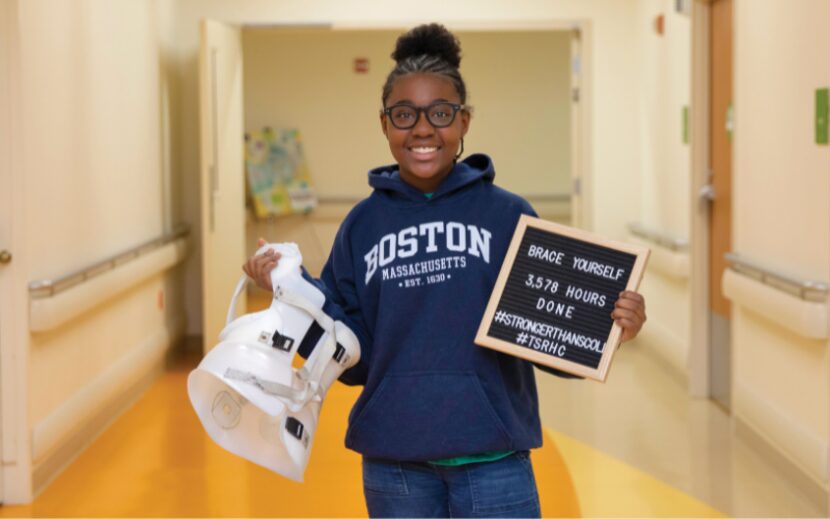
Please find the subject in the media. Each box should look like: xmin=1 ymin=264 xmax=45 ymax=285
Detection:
xmin=301 ymin=154 xmax=575 ymax=462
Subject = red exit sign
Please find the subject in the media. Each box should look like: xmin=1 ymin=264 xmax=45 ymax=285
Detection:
xmin=354 ymin=58 xmax=369 ymax=74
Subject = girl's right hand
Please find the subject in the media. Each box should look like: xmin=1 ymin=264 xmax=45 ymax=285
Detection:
xmin=242 ymin=238 xmax=282 ymax=292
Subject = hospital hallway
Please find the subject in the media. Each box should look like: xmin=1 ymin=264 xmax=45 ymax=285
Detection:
xmin=2 ymin=0 xmax=830 ymax=517
xmin=0 ymin=315 xmax=822 ymax=517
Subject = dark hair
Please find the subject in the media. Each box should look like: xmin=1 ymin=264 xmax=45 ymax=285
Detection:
xmin=381 ymin=23 xmax=467 ymax=106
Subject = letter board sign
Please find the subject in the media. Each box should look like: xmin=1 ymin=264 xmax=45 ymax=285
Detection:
xmin=475 ymin=215 xmax=650 ymax=381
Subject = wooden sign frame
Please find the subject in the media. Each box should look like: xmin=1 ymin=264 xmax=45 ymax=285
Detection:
xmin=475 ymin=215 xmax=650 ymax=382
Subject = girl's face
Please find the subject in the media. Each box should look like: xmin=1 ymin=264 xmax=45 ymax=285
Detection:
xmin=381 ymin=73 xmax=470 ymax=193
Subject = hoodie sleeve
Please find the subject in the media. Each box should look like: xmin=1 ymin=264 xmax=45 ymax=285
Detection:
xmin=297 ymin=223 xmax=373 ymax=386
xmin=519 ymin=199 xmax=584 ymax=381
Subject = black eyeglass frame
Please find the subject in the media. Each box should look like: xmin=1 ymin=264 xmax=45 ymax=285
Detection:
xmin=381 ymin=102 xmax=468 ymax=130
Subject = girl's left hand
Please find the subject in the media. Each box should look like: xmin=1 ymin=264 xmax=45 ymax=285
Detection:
xmin=612 ymin=291 xmax=647 ymax=344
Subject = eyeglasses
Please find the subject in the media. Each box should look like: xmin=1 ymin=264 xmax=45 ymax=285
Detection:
xmin=382 ymin=102 xmax=466 ymax=130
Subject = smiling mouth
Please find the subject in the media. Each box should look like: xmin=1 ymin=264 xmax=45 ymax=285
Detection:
xmin=409 ymin=146 xmax=439 ymax=154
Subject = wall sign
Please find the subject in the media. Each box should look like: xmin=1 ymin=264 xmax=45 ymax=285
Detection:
xmin=354 ymin=57 xmax=369 ymax=74
xmin=475 ymin=215 xmax=650 ymax=381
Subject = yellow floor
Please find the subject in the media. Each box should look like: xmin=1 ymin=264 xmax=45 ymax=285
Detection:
xmin=0 ymin=347 xmax=726 ymax=518
xmin=547 ymin=429 xmax=723 ymax=518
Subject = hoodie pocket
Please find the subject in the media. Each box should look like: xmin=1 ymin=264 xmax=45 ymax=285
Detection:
xmin=347 ymin=372 xmax=512 ymax=460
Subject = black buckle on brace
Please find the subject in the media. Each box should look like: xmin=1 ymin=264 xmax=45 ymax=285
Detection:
xmin=271 ymin=331 xmax=294 ymax=352
xmin=333 ymin=343 xmax=346 ymax=363
xmin=285 ymin=416 xmax=305 ymax=440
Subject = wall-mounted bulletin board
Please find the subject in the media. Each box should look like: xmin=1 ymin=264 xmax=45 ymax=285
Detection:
xmin=476 ymin=215 xmax=650 ymax=381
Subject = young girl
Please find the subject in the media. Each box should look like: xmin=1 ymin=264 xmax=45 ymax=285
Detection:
xmin=244 ymin=23 xmax=646 ymax=518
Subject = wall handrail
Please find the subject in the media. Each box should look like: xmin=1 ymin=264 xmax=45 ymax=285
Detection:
xmin=521 ymin=193 xmax=571 ymax=203
xmin=29 ymin=225 xmax=190 ymax=299
xmin=315 ymin=193 xmax=571 ymax=205
xmin=627 ymin=222 xmax=689 ymax=252
xmin=725 ymin=252 xmax=829 ymax=302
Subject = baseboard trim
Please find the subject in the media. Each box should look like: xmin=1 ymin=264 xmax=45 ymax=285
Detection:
xmin=734 ymin=415 xmax=828 ymax=514
xmin=635 ymin=319 xmax=689 ymax=385
xmin=31 ymin=317 xmax=184 ymax=496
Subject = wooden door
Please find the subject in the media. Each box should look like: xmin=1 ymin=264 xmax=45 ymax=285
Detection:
xmin=199 ymin=20 xmax=247 ymax=353
xmin=708 ymin=0 xmax=733 ymax=409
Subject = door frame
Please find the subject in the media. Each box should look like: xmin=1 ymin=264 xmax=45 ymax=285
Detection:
xmin=688 ymin=0 xmax=713 ymax=397
xmin=690 ymin=0 xmax=736 ymax=400
xmin=199 ymin=19 xmax=247 ymax=354
xmin=0 ymin=0 xmax=33 ymax=504
xmin=569 ymin=26 xmax=589 ymax=229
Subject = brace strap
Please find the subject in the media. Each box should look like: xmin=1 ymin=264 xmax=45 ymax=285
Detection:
xmin=224 ymin=367 xmax=299 ymax=400
xmin=274 ymin=285 xmax=339 ymax=390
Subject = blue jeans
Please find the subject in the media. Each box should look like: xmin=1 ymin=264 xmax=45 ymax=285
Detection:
xmin=362 ymin=451 xmax=541 ymax=518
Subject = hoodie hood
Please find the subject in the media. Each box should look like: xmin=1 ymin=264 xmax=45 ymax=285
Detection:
xmin=367 ymin=153 xmax=495 ymax=203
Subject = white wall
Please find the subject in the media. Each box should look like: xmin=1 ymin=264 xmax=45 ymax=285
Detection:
xmin=631 ymin=0 xmax=692 ymax=377
xmin=4 ymin=0 xmax=187 ymax=502
xmin=730 ymin=0 xmax=830 ymax=487
xmin=171 ymin=0 xmax=642 ymax=334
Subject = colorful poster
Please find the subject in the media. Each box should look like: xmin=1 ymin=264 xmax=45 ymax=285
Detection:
xmin=244 ymin=127 xmax=317 ymax=218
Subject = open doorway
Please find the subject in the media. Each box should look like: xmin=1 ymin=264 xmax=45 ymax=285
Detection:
xmin=198 ymin=22 xmax=591 ymax=349
xmin=240 ymin=27 xmax=581 ymax=264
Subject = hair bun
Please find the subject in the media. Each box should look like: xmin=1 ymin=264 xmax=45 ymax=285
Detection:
xmin=392 ymin=23 xmax=461 ymax=68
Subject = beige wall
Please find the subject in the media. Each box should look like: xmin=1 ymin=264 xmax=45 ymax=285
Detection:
xmin=637 ymin=0 xmax=690 ymax=236
xmin=632 ymin=0 xmax=692 ymax=376
xmin=4 ymin=0 xmax=187 ymax=502
xmin=242 ymin=29 xmax=389 ymax=202
xmin=242 ymin=29 xmax=572 ymax=200
xmin=21 ymin=1 xmax=163 ymax=275
xmin=730 ymin=0 xmax=830 ymax=486
xmin=172 ymin=0 xmax=643 ymax=334
xmin=459 ymin=30 xmax=573 ymax=196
